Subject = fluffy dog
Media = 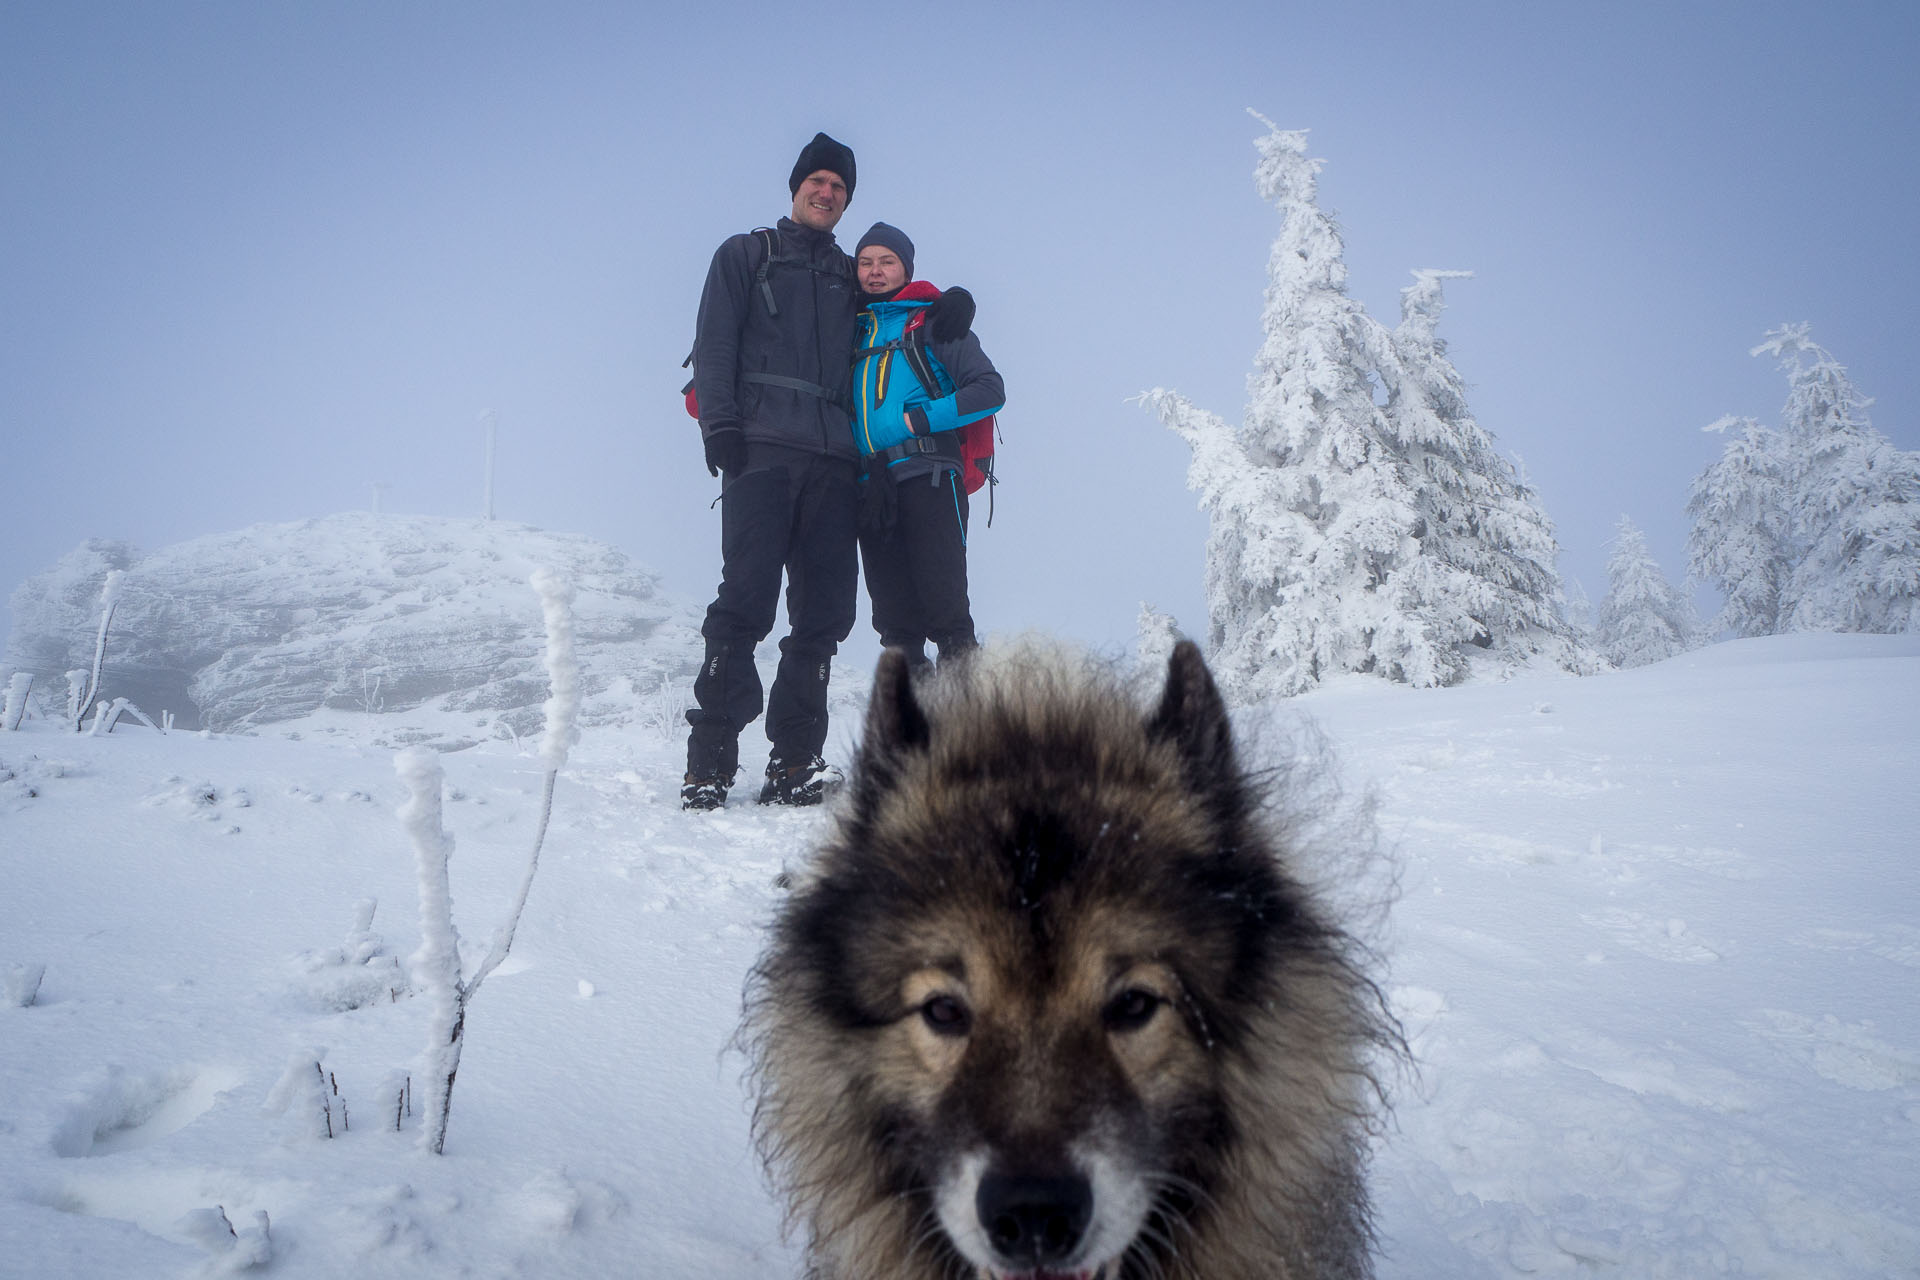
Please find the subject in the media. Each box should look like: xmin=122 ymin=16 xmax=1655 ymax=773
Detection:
xmin=745 ymin=640 xmax=1395 ymax=1279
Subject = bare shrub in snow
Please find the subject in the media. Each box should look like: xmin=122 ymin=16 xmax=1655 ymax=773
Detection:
xmin=295 ymin=898 xmax=410 ymax=1012
xmin=639 ymin=673 xmax=690 ymax=744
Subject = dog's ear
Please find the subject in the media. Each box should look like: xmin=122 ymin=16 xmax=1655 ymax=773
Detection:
xmin=1146 ymin=639 xmax=1234 ymax=782
xmin=865 ymin=647 xmax=931 ymax=756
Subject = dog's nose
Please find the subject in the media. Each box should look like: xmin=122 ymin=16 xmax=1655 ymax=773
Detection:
xmin=976 ymin=1171 xmax=1092 ymax=1267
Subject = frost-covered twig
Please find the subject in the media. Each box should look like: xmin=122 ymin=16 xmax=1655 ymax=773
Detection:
xmin=262 ymin=1048 xmax=334 ymax=1141
xmin=65 ymin=670 xmax=87 ymax=729
xmin=5 ymin=962 xmax=46 ymax=1008
xmin=2 ymin=672 xmax=31 ymax=731
xmin=397 ymin=746 xmax=464 ymax=1155
xmin=469 ymin=569 xmax=578 ymax=994
xmin=93 ymin=696 xmax=162 ymax=735
xmin=74 ymin=571 xmax=124 ymax=732
xmin=399 ymin=568 xmax=581 ymax=1154
xmin=181 ymin=1204 xmax=272 ymax=1272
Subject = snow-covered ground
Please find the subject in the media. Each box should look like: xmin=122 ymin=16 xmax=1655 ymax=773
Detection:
xmin=3 ymin=633 xmax=1916 ymax=1278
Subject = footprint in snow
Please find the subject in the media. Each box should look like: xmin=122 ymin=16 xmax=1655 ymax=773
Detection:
xmin=1580 ymin=910 xmax=1722 ymax=963
xmin=1748 ymin=1010 xmax=1920 ymax=1091
xmin=51 ymin=1063 xmax=245 ymax=1158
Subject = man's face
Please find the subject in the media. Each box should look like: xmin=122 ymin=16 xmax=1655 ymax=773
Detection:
xmin=857 ymin=247 xmax=908 ymax=295
xmin=791 ymin=170 xmax=848 ymax=231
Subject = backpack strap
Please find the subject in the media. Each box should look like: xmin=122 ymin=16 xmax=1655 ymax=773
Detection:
xmin=872 ymin=435 xmax=960 ymax=468
xmin=852 ymin=310 xmax=945 ymax=401
xmin=752 ymin=225 xmax=855 ymax=318
xmin=753 ymin=227 xmax=780 ymax=317
xmin=741 ymin=370 xmax=838 ymax=401
xmin=898 ymin=309 xmax=944 ymax=399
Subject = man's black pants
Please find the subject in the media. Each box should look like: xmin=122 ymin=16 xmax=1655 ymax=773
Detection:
xmin=686 ymin=448 xmax=858 ymax=778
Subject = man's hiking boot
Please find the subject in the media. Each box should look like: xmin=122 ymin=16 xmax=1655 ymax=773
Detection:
xmin=681 ymin=771 xmax=733 ymax=811
xmin=757 ymin=754 xmax=844 ymax=807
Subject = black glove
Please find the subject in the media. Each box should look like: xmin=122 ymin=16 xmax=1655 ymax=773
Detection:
xmin=922 ymin=286 xmax=974 ymax=342
xmin=703 ymin=426 xmax=746 ymax=477
xmin=904 ymin=405 xmax=931 ymax=436
xmin=859 ymin=460 xmax=899 ymax=533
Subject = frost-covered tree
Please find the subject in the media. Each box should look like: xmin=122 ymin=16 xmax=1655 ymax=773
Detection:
xmin=1596 ymin=516 xmax=1700 ymax=667
xmin=1148 ymin=117 xmax=1595 ymax=701
xmin=1149 ymin=119 xmax=1419 ymax=700
xmin=1687 ymin=415 xmax=1795 ymax=637
xmin=1689 ymin=327 xmax=1919 ymax=635
xmin=1134 ymin=602 xmax=1183 ymax=678
xmin=1760 ymin=326 xmax=1920 ymax=632
xmin=1562 ymin=576 xmax=1595 ymax=639
xmin=1374 ymin=269 xmax=1596 ymax=676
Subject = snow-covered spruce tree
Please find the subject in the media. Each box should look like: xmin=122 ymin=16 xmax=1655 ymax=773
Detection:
xmin=1687 ymin=415 xmax=1795 ymax=637
xmin=1148 ymin=119 xmax=1423 ymax=700
xmin=1596 ymin=516 xmax=1700 ymax=667
xmin=1135 ymin=602 xmax=1183 ymax=678
xmin=1149 ymin=117 xmax=1594 ymax=700
xmin=1374 ymin=269 xmax=1597 ymax=676
xmin=1761 ymin=326 xmax=1920 ymax=632
xmin=1689 ymin=327 xmax=1920 ymax=635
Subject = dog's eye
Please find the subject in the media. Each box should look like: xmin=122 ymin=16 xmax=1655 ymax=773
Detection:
xmin=1103 ymin=988 xmax=1162 ymax=1032
xmin=920 ymin=994 xmax=971 ymax=1036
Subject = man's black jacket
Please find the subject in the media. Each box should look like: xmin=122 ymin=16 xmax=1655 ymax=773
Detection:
xmin=691 ymin=217 xmax=859 ymax=463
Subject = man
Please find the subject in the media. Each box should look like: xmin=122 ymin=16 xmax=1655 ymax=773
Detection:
xmin=850 ymin=222 xmax=1004 ymax=669
xmin=681 ymin=133 xmax=863 ymax=810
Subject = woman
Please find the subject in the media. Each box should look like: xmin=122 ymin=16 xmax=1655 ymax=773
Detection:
xmin=849 ymin=221 xmax=1005 ymax=668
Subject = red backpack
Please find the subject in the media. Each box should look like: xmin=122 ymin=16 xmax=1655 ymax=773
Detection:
xmin=891 ymin=303 xmax=999 ymax=500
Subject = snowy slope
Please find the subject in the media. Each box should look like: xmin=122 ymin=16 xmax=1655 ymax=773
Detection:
xmin=2 ymin=634 xmax=1916 ymax=1278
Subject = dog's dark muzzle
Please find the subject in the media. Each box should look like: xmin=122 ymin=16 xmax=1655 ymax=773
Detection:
xmin=976 ymin=1169 xmax=1093 ymax=1270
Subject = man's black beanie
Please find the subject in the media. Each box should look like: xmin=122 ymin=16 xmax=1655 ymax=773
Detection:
xmin=789 ymin=132 xmax=856 ymax=202
xmin=856 ymin=222 xmax=915 ymax=280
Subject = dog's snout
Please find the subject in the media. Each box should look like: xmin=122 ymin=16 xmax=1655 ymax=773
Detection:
xmin=975 ymin=1170 xmax=1092 ymax=1267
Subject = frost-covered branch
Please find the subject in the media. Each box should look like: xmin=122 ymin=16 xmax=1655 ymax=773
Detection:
xmin=3 ymin=673 xmax=31 ymax=731
xmin=5 ymin=962 xmax=46 ymax=1008
xmin=399 ymin=569 xmax=581 ymax=1154
xmin=397 ymin=746 xmax=464 ymax=1155
xmin=73 ymin=570 xmax=124 ymax=732
xmin=468 ymin=569 xmax=578 ymax=995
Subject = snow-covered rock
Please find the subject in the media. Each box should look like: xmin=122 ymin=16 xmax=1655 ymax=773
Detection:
xmin=4 ymin=513 xmax=703 ymax=746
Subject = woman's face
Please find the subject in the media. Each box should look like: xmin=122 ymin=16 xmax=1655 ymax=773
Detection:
xmin=858 ymin=247 xmax=908 ymax=295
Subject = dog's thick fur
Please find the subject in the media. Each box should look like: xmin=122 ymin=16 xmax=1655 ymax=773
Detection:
xmin=745 ymin=640 xmax=1394 ymax=1279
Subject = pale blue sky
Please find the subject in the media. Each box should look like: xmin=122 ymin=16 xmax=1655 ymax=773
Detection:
xmin=5 ymin=1 xmax=1915 ymax=666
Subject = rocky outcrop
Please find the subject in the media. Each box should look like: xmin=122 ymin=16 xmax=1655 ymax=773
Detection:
xmin=5 ymin=514 xmax=703 ymax=744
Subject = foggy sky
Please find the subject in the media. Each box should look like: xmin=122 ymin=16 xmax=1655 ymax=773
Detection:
xmin=5 ymin=1 xmax=1916 ymax=673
